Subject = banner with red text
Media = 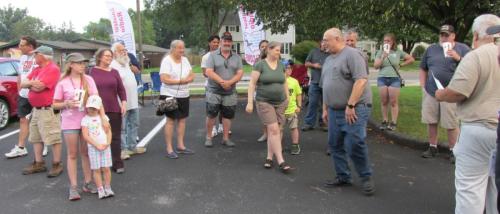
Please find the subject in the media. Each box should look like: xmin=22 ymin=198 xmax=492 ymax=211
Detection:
xmin=238 ymin=6 xmax=265 ymax=65
xmin=106 ymin=1 xmax=136 ymax=56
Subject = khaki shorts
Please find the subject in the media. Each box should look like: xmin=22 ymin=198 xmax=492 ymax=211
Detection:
xmin=421 ymin=90 xmax=459 ymax=129
xmin=28 ymin=108 xmax=62 ymax=145
xmin=256 ymin=101 xmax=287 ymax=126
xmin=284 ymin=113 xmax=299 ymax=129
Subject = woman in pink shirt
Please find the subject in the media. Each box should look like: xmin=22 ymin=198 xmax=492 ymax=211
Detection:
xmin=53 ymin=53 xmax=105 ymax=201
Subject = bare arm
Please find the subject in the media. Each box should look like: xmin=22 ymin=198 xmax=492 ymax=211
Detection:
xmin=82 ymin=127 xmax=99 ymax=148
xmin=227 ymin=69 xmax=244 ymax=86
xmin=347 ymin=79 xmax=368 ymax=106
xmin=245 ymin=71 xmax=261 ymax=113
xmin=435 ymin=88 xmax=467 ymax=103
xmin=205 ymin=68 xmax=224 ymax=84
xmin=181 ymin=71 xmax=195 ymax=84
xmin=400 ymin=54 xmax=415 ymax=67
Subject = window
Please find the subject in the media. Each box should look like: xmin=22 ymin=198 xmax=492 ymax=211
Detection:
xmin=0 ymin=62 xmax=18 ymax=76
xmin=236 ymin=43 xmax=241 ymax=54
xmin=226 ymin=26 xmax=229 ymax=32
xmin=236 ymin=26 xmax=240 ymax=32
xmin=229 ymin=26 xmax=237 ymax=32
xmin=280 ymin=43 xmax=293 ymax=55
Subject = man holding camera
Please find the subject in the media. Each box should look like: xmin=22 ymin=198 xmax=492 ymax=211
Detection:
xmin=419 ymin=25 xmax=470 ymax=162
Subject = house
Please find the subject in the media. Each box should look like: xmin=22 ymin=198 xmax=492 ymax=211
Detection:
xmin=218 ymin=11 xmax=296 ymax=60
xmin=0 ymin=38 xmax=168 ymax=67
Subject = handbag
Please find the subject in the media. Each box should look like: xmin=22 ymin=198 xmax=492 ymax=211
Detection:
xmin=386 ymin=55 xmax=405 ymax=87
xmin=156 ymin=58 xmax=183 ymax=116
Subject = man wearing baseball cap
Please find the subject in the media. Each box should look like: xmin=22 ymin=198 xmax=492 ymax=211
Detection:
xmin=20 ymin=45 xmax=63 ymax=177
xmin=419 ymin=24 xmax=471 ymax=162
xmin=204 ymin=31 xmax=244 ymax=147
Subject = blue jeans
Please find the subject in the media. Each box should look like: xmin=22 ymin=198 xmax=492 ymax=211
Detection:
xmin=304 ymin=83 xmax=323 ymax=126
xmin=121 ymin=108 xmax=139 ymax=151
xmin=328 ymin=106 xmax=372 ymax=181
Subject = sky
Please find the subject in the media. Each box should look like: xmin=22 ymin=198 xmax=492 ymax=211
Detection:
xmin=0 ymin=0 xmax=145 ymax=33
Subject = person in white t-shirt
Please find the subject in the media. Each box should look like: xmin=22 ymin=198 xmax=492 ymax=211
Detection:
xmin=5 ymin=36 xmax=48 ymax=158
xmin=110 ymin=42 xmax=144 ymax=161
xmin=201 ymin=35 xmax=228 ymax=137
xmin=159 ymin=40 xmax=195 ymax=159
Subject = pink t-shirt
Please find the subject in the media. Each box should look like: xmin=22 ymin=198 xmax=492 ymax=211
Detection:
xmin=53 ymin=75 xmax=98 ymax=130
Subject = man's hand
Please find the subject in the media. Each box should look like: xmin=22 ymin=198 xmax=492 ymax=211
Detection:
xmin=295 ymin=107 xmax=301 ymax=113
xmin=447 ymin=50 xmax=461 ymax=61
xmin=31 ymin=80 xmax=45 ymax=90
xmin=220 ymin=80 xmax=232 ymax=90
xmin=322 ymin=109 xmax=328 ymax=123
xmin=245 ymin=103 xmax=253 ymax=114
xmin=130 ymin=65 xmax=140 ymax=74
xmin=345 ymin=107 xmax=358 ymax=125
xmin=313 ymin=63 xmax=322 ymax=69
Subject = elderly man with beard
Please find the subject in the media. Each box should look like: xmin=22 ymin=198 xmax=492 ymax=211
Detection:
xmin=110 ymin=42 xmax=143 ymax=160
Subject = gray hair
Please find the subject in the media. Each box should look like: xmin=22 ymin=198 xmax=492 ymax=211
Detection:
xmin=344 ymin=29 xmax=359 ymax=39
xmin=170 ymin=40 xmax=185 ymax=54
xmin=325 ymin=28 xmax=343 ymax=39
xmin=110 ymin=42 xmax=124 ymax=53
xmin=472 ymin=14 xmax=500 ymax=40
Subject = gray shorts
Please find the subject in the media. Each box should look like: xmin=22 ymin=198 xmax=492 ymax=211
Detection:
xmin=17 ymin=97 xmax=32 ymax=117
xmin=205 ymin=91 xmax=237 ymax=119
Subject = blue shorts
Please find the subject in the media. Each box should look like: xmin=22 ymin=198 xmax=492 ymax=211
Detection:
xmin=377 ymin=77 xmax=401 ymax=88
xmin=62 ymin=129 xmax=81 ymax=135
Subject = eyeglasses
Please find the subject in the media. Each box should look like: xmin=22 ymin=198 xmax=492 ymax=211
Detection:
xmin=102 ymin=54 xmax=113 ymax=58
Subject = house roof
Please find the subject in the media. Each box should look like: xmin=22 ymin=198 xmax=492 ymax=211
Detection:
xmin=219 ymin=11 xmax=240 ymax=26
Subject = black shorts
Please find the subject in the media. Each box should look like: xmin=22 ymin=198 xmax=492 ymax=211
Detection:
xmin=17 ymin=97 xmax=32 ymax=117
xmin=160 ymin=96 xmax=190 ymax=119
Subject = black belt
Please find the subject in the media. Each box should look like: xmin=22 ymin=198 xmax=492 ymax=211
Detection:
xmin=332 ymin=103 xmax=372 ymax=110
xmin=34 ymin=106 xmax=52 ymax=110
xmin=34 ymin=106 xmax=60 ymax=114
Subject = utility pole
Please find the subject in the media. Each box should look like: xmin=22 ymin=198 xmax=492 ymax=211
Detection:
xmin=136 ymin=0 xmax=144 ymax=69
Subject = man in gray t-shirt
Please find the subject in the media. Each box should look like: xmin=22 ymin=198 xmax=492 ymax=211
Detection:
xmin=204 ymin=32 xmax=243 ymax=147
xmin=320 ymin=28 xmax=374 ymax=196
xmin=302 ymin=42 xmax=330 ymax=131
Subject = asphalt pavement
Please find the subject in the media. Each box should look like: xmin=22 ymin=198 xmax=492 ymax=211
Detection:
xmin=0 ymin=99 xmax=454 ymax=214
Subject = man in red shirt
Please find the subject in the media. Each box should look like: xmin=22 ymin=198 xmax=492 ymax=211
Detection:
xmin=20 ymin=46 xmax=63 ymax=178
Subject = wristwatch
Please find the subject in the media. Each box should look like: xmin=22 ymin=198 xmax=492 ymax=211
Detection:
xmin=347 ymin=104 xmax=355 ymax=109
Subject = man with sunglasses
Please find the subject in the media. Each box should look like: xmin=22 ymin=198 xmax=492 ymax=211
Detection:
xmin=204 ymin=32 xmax=244 ymax=147
xmin=419 ymin=25 xmax=470 ymax=163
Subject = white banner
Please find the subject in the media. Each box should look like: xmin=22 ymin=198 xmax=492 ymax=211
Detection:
xmin=106 ymin=1 xmax=136 ymax=57
xmin=238 ymin=6 xmax=265 ymax=65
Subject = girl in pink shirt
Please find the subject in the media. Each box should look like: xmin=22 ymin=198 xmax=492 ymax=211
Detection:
xmin=53 ymin=53 xmax=107 ymax=201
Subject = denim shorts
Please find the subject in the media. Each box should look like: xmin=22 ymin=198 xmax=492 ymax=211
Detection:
xmin=377 ymin=77 xmax=401 ymax=88
xmin=62 ymin=129 xmax=81 ymax=134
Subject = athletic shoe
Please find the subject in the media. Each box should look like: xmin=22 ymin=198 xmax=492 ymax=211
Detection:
xmin=68 ymin=186 xmax=81 ymax=201
xmin=361 ymin=177 xmax=375 ymax=196
xmin=257 ymin=134 xmax=267 ymax=142
xmin=211 ymin=126 xmax=218 ymax=137
xmin=82 ymin=182 xmax=97 ymax=194
xmin=104 ymin=186 xmax=114 ymax=197
xmin=217 ymin=125 xmax=223 ymax=134
xmin=98 ymin=188 xmax=106 ymax=199
xmin=5 ymin=145 xmax=28 ymax=158
xmin=204 ymin=138 xmax=213 ymax=148
xmin=222 ymin=139 xmax=235 ymax=147
xmin=290 ymin=144 xmax=301 ymax=155
xmin=379 ymin=121 xmax=388 ymax=131
xmin=121 ymin=150 xmax=131 ymax=160
xmin=421 ymin=146 xmax=438 ymax=158
xmin=42 ymin=145 xmax=48 ymax=157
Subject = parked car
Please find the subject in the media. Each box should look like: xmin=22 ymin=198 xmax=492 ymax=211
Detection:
xmin=0 ymin=58 xmax=20 ymax=130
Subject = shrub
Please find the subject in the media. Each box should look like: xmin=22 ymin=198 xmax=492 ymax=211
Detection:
xmin=412 ymin=45 xmax=427 ymax=59
xmin=291 ymin=40 xmax=318 ymax=63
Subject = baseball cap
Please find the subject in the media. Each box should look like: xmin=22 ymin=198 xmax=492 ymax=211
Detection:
xmin=65 ymin=53 xmax=89 ymax=63
xmin=487 ymin=25 xmax=500 ymax=35
xmin=221 ymin=31 xmax=233 ymax=41
xmin=33 ymin=45 xmax=54 ymax=56
xmin=440 ymin=25 xmax=455 ymax=34
xmin=86 ymin=95 xmax=102 ymax=109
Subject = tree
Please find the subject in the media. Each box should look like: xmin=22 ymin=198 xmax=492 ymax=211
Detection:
xmin=241 ymin=0 xmax=499 ymax=51
xmin=128 ymin=8 xmax=156 ymax=45
xmin=83 ymin=18 xmax=112 ymax=41
xmin=145 ymin=0 xmax=238 ymax=49
xmin=0 ymin=5 xmax=27 ymax=41
xmin=12 ymin=16 xmax=45 ymax=39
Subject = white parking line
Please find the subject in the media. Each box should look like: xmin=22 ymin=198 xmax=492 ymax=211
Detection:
xmin=0 ymin=129 xmax=20 ymax=141
xmin=136 ymin=117 xmax=166 ymax=148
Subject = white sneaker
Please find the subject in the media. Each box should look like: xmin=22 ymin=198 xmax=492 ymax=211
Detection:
xmin=211 ymin=126 xmax=218 ymax=137
xmin=5 ymin=145 xmax=28 ymax=158
xmin=42 ymin=145 xmax=48 ymax=157
xmin=121 ymin=150 xmax=130 ymax=160
xmin=217 ymin=125 xmax=223 ymax=134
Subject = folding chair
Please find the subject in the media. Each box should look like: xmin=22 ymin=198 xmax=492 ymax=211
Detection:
xmin=149 ymin=71 xmax=162 ymax=106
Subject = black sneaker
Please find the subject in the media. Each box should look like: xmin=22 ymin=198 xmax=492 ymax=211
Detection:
xmin=324 ymin=178 xmax=353 ymax=188
xmin=301 ymin=124 xmax=314 ymax=131
xmin=361 ymin=177 xmax=375 ymax=196
xmin=448 ymin=150 xmax=455 ymax=164
xmin=387 ymin=122 xmax=397 ymax=131
xmin=421 ymin=146 xmax=438 ymax=158
xmin=379 ymin=121 xmax=388 ymax=131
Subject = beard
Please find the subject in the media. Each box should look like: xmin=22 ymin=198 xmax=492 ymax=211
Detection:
xmin=115 ymin=54 xmax=130 ymax=66
xmin=221 ymin=45 xmax=232 ymax=52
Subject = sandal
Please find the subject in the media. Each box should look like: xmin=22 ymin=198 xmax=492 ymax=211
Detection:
xmin=279 ymin=162 xmax=292 ymax=174
xmin=264 ymin=159 xmax=273 ymax=169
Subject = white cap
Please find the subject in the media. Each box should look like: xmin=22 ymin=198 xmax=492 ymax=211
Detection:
xmin=86 ymin=95 xmax=102 ymax=109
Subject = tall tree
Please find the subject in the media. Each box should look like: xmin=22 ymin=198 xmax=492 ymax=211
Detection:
xmin=12 ymin=16 xmax=45 ymax=39
xmin=0 ymin=5 xmax=27 ymax=41
xmin=128 ymin=8 xmax=157 ymax=45
xmin=83 ymin=18 xmax=112 ymax=41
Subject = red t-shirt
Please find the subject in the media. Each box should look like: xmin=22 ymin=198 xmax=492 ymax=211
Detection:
xmin=27 ymin=61 xmax=61 ymax=107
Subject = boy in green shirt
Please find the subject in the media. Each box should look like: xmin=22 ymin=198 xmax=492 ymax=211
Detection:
xmin=283 ymin=60 xmax=302 ymax=154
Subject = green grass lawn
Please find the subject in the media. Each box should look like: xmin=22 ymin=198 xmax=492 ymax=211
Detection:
xmin=144 ymin=65 xmax=253 ymax=74
xmin=371 ymin=86 xmax=448 ymax=142
xmin=368 ymin=60 xmax=421 ymax=72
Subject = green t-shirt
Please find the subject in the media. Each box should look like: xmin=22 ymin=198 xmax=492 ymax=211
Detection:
xmin=285 ymin=76 xmax=302 ymax=115
xmin=375 ymin=49 xmax=409 ymax=77
xmin=253 ymin=60 xmax=286 ymax=105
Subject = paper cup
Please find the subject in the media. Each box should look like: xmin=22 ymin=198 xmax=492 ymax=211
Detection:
xmin=442 ymin=42 xmax=452 ymax=57
xmin=383 ymin=44 xmax=390 ymax=54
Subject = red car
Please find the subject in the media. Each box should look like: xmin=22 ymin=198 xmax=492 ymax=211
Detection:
xmin=0 ymin=58 xmax=20 ymax=130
